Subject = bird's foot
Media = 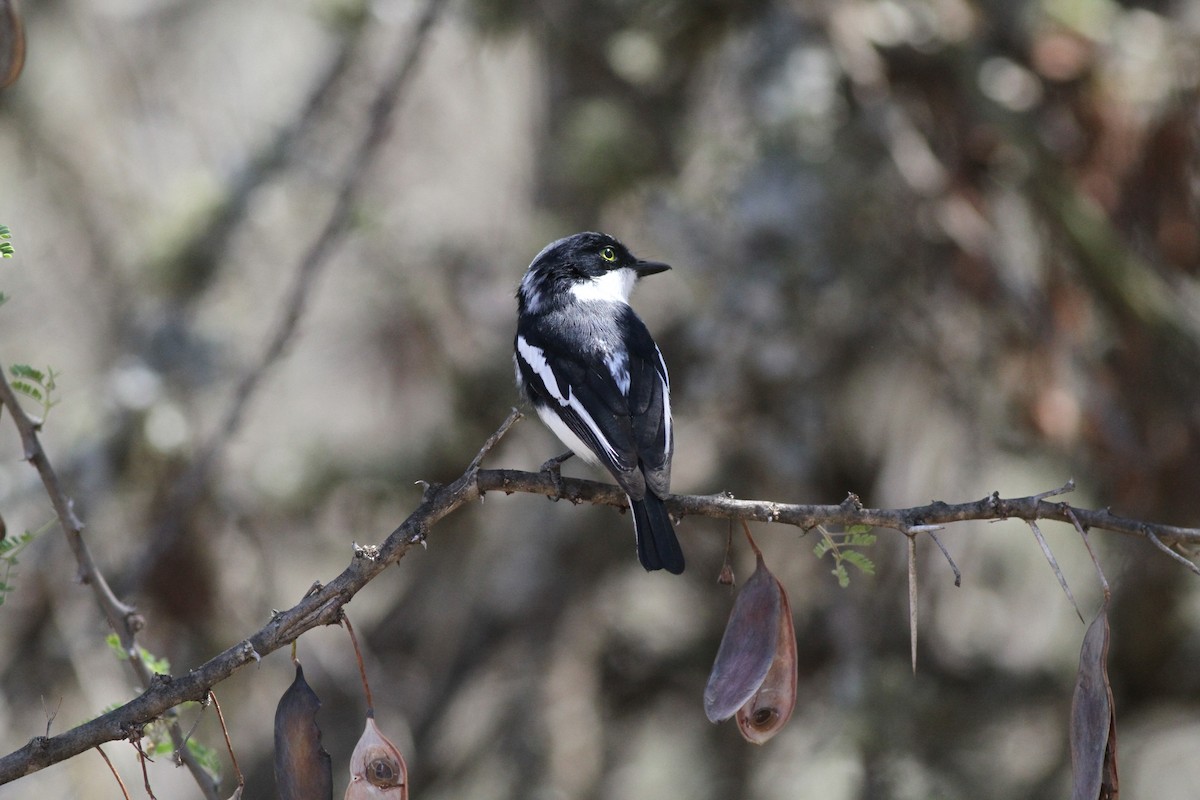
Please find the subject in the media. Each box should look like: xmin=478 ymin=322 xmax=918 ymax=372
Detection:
xmin=539 ymin=451 xmax=574 ymax=498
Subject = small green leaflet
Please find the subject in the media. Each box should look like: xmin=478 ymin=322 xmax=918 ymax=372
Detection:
xmin=813 ymin=525 xmax=877 ymax=587
xmin=104 ymin=633 xmax=172 ymax=675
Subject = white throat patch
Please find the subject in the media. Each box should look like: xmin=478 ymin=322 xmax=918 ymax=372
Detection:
xmin=569 ymin=268 xmax=636 ymax=305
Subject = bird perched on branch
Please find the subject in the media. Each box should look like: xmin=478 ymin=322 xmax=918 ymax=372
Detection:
xmin=514 ymin=232 xmax=684 ymax=574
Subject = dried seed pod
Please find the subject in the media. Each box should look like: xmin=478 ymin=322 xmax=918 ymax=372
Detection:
xmin=704 ymin=552 xmax=781 ymax=723
xmin=735 ymin=575 xmax=797 ymax=744
xmin=1070 ymin=608 xmax=1118 ymax=800
xmin=274 ymin=663 xmax=333 ymax=800
xmin=345 ymin=716 xmax=408 ymax=799
xmin=0 ymin=0 xmax=24 ymax=89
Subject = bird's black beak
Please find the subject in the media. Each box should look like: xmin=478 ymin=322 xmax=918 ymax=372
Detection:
xmin=635 ymin=260 xmax=671 ymax=277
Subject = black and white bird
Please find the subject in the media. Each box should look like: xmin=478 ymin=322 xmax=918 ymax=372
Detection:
xmin=513 ymin=232 xmax=684 ymax=574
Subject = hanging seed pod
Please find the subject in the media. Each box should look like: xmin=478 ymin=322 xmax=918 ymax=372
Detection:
xmin=735 ymin=574 xmax=797 ymax=744
xmin=0 ymin=0 xmax=24 ymax=89
xmin=704 ymin=551 xmax=781 ymax=723
xmin=274 ymin=662 xmax=333 ymax=800
xmin=345 ymin=715 xmax=408 ymax=799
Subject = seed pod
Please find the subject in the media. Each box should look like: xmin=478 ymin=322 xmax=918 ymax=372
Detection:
xmin=274 ymin=662 xmax=333 ymax=800
xmin=704 ymin=552 xmax=781 ymax=723
xmin=0 ymin=0 xmax=24 ymax=89
xmin=345 ymin=715 xmax=408 ymax=799
xmin=735 ymin=574 xmax=797 ymax=744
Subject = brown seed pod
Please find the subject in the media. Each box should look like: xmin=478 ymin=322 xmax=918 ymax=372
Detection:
xmin=274 ymin=662 xmax=333 ymax=800
xmin=345 ymin=716 xmax=408 ymax=799
xmin=0 ymin=0 xmax=24 ymax=90
xmin=703 ymin=552 xmax=781 ymax=723
xmin=735 ymin=574 xmax=797 ymax=744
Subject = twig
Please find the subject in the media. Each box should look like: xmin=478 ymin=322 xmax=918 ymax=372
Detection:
xmin=741 ymin=520 xmax=763 ymax=557
xmin=134 ymin=735 xmax=157 ymax=800
xmin=209 ymin=691 xmax=243 ymax=795
xmin=927 ymin=531 xmax=961 ymax=587
xmin=343 ymin=614 xmax=375 ymax=716
xmin=0 ymin=366 xmax=137 ymax=635
xmin=1027 ymin=520 xmax=1085 ymax=624
xmin=1065 ymin=507 xmax=1111 ymax=605
xmin=41 ymin=696 xmax=61 ymax=739
xmin=467 ymin=409 xmax=523 ymax=476
xmin=95 ymin=746 xmax=131 ymax=800
xmin=1143 ymin=530 xmax=1200 ymax=577
xmin=907 ymin=534 xmax=918 ymax=674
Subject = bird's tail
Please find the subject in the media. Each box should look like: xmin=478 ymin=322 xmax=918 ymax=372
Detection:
xmin=630 ymin=493 xmax=685 ymax=574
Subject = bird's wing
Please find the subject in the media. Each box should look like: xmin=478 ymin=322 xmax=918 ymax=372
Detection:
xmin=514 ymin=329 xmax=641 ymax=481
xmin=619 ymin=307 xmax=672 ymax=496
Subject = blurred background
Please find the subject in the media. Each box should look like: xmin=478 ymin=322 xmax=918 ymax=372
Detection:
xmin=1 ymin=0 xmax=1199 ymax=797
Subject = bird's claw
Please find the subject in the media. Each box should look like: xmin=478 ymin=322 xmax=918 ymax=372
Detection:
xmin=539 ymin=451 xmax=573 ymax=497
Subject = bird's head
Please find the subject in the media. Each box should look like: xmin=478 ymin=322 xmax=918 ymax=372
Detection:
xmin=517 ymin=232 xmax=670 ymax=314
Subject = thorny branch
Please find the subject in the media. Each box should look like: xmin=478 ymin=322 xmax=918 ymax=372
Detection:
xmin=3 ymin=407 xmax=1200 ymax=786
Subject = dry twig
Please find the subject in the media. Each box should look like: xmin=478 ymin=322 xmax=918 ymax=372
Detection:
xmin=3 ymin=409 xmax=1200 ymax=784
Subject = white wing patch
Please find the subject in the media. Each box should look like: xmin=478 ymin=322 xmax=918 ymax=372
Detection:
xmin=516 ymin=335 xmax=621 ymax=465
xmin=604 ymin=349 xmax=631 ymax=396
xmin=656 ymin=345 xmax=672 ymax=458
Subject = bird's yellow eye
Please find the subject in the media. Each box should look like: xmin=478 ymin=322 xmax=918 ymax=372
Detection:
xmin=599 ymin=246 xmax=617 ymax=262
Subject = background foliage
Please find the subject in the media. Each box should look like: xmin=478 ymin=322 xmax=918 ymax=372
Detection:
xmin=1 ymin=0 xmax=1198 ymax=797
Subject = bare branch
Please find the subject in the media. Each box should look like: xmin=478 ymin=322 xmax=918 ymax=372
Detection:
xmin=4 ymin=425 xmax=1200 ymax=784
xmin=475 ymin=470 xmax=1200 ymax=547
xmin=0 ymin=369 xmax=136 ymax=633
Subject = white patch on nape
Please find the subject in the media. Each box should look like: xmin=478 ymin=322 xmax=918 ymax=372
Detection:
xmin=604 ymin=349 xmax=631 ymax=395
xmin=569 ymin=268 xmax=636 ymax=304
xmin=516 ymin=335 xmax=620 ymax=465
xmin=519 ymin=269 xmax=544 ymax=313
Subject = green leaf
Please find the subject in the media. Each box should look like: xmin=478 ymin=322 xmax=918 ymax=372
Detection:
xmin=10 ymin=381 xmax=41 ymax=401
xmin=813 ymin=540 xmax=831 ymax=558
xmin=846 ymin=531 xmax=877 ymax=547
xmin=104 ymin=633 xmax=123 ymax=657
xmin=833 ymin=564 xmax=850 ymax=588
xmin=104 ymin=635 xmax=170 ymax=674
xmin=10 ymin=364 xmax=42 ymax=381
xmin=842 ymin=550 xmax=876 ymax=575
